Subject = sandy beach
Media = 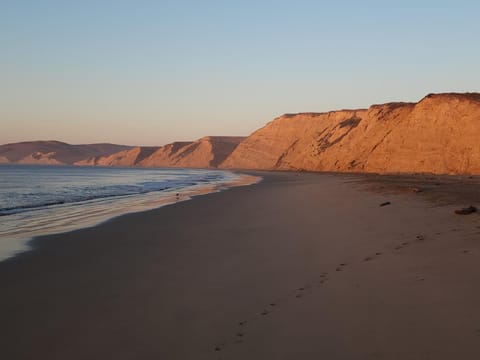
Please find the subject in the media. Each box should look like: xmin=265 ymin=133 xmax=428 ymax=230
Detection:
xmin=1 ymin=171 xmax=480 ymax=359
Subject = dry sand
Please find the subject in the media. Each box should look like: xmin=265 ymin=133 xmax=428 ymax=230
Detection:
xmin=1 ymin=171 xmax=480 ymax=359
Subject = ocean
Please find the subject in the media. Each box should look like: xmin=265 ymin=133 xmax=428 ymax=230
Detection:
xmin=0 ymin=164 xmax=245 ymax=261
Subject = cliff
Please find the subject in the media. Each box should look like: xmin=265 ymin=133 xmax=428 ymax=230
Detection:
xmin=75 ymin=147 xmax=159 ymax=167
xmin=0 ymin=141 xmax=132 ymax=165
xmin=140 ymin=136 xmax=245 ymax=168
xmin=3 ymin=93 xmax=480 ymax=175
xmin=75 ymin=136 xmax=245 ymax=168
xmin=220 ymin=93 xmax=480 ymax=174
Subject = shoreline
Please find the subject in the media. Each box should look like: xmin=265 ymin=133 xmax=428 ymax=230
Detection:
xmin=0 ymin=170 xmax=260 ymax=263
xmin=1 ymin=171 xmax=480 ymax=359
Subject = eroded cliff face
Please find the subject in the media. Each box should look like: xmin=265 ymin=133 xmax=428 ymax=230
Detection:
xmin=75 ymin=147 xmax=158 ymax=166
xmin=75 ymin=137 xmax=245 ymax=168
xmin=4 ymin=93 xmax=480 ymax=174
xmin=139 ymin=136 xmax=245 ymax=168
xmin=221 ymin=93 xmax=480 ymax=174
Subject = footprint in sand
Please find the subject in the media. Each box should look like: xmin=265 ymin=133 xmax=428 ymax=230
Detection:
xmin=317 ymin=274 xmax=329 ymax=286
xmin=222 ymin=230 xmax=441 ymax=355
xmin=295 ymin=286 xmax=306 ymax=298
xmin=364 ymin=251 xmax=383 ymax=262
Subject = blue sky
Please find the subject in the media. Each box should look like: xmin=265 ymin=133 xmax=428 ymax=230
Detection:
xmin=1 ymin=0 xmax=479 ymax=145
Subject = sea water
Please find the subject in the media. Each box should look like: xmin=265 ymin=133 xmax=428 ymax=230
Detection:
xmin=0 ymin=164 xmax=244 ymax=261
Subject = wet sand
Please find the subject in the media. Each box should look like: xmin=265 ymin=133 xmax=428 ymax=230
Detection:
xmin=1 ymin=171 xmax=480 ymax=359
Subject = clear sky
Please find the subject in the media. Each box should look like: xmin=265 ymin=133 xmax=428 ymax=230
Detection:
xmin=1 ymin=0 xmax=479 ymax=146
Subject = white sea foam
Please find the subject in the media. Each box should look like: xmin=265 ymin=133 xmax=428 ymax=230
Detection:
xmin=0 ymin=165 xmax=257 ymax=261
